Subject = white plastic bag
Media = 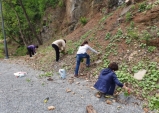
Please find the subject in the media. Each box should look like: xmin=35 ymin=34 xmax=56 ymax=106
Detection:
xmin=14 ymin=72 xmax=27 ymax=78
xmin=59 ymin=69 xmax=66 ymax=79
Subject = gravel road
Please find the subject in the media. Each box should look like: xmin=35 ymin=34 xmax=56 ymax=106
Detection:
xmin=0 ymin=59 xmax=144 ymax=113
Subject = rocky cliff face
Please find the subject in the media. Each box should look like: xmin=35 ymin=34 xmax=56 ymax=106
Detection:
xmin=65 ymin=0 xmax=125 ymax=23
xmin=41 ymin=0 xmax=125 ymax=42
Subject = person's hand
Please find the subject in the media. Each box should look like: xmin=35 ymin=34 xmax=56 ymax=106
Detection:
xmin=123 ymin=84 xmax=128 ymax=90
xmin=97 ymin=52 xmax=101 ymax=56
xmin=123 ymin=85 xmax=131 ymax=94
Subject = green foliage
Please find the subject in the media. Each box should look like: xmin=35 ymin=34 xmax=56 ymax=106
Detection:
xmin=125 ymin=38 xmax=132 ymax=44
xmin=109 ymin=28 xmax=124 ymax=42
xmin=105 ymin=32 xmax=111 ymax=40
xmin=130 ymin=21 xmax=135 ymax=28
xmin=0 ymin=44 xmax=4 ymax=58
xmin=148 ymin=97 xmax=159 ymax=110
xmin=26 ymin=78 xmax=31 ymax=82
xmin=39 ymin=72 xmax=53 ymax=78
xmin=146 ymin=4 xmax=152 ymax=10
xmin=67 ymin=40 xmax=75 ymax=55
xmin=81 ymin=30 xmax=92 ymax=40
xmin=0 ymin=50 xmax=4 ymax=58
xmin=139 ymin=43 xmax=146 ymax=48
xmin=116 ymin=61 xmax=159 ymax=110
xmin=80 ymin=17 xmax=87 ymax=25
xmin=147 ymin=46 xmax=156 ymax=52
xmin=141 ymin=30 xmax=151 ymax=41
xmin=99 ymin=13 xmax=113 ymax=25
xmin=138 ymin=2 xmax=152 ymax=12
xmin=138 ymin=2 xmax=147 ymax=12
xmin=127 ymin=28 xmax=139 ymax=39
xmin=2 ymin=0 xmax=60 ymax=46
xmin=15 ymin=46 xmax=27 ymax=56
xmin=67 ymin=48 xmax=74 ymax=55
xmin=58 ymin=0 xmax=64 ymax=7
xmin=125 ymin=12 xmax=132 ymax=22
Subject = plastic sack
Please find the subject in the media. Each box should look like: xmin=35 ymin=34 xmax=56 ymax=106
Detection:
xmin=14 ymin=72 xmax=27 ymax=78
xmin=59 ymin=69 xmax=66 ymax=79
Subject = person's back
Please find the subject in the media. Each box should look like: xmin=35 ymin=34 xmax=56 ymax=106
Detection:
xmin=52 ymin=39 xmax=66 ymax=51
xmin=27 ymin=45 xmax=35 ymax=49
xmin=74 ymin=40 xmax=99 ymax=77
xmin=98 ymin=68 xmax=115 ymax=82
xmin=52 ymin=39 xmax=66 ymax=62
xmin=94 ymin=62 xmax=125 ymax=96
xmin=94 ymin=68 xmax=117 ymax=95
xmin=27 ymin=45 xmax=38 ymax=57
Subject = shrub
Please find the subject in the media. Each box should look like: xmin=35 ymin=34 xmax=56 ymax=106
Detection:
xmin=147 ymin=46 xmax=156 ymax=52
xmin=130 ymin=21 xmax=135 ymax=28
xmin=15 ymin=46 xmax=27 ymax=56
xmin=142 ymin=30 xmax=152 ymax=43
xmin=105 ymin=32 xmax=111 ymax=40
xmin=125 ymin=12 xmax=132 ymax=22
xmin=67 ymin=48 xmax=74 ymax=55
xmin=0 ymin=44 xmax=4 ymax=58
xmin=138 ymin=2 xmax=147 ymax=12
xmin=80 ymin=17 xmax=87 ymax=25
xmin=127 ymin=29 xmax=138 ymax=39
xmin=0 ymin=49 xmax=4 ymax=58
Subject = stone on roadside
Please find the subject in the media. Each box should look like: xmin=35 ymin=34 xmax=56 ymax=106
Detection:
xmin=143 ymin=108 xmax=149 ymax=113
xmin=48 ymin=106 xmax=55 ymax=110
xmin=112 ymin=99 xmax=116 ymax=103
xmin=117 ymin=106 xmax=122 ymax=110
xmin=80 ymin=73 xmax=84 ymax=76
xmin=106 ymin=100 xmax=112 ymax=104
xmin=68 ymin=79 xmax=74 ymax=84
xmin=134 ymin=69 xmax=147 ymax=80
xmin=90 ymin=87 xmax=95 ymax=90
xmin=66 ymin=89 xmax=71 ymax=93
xmin=95 ymin=94 xmax=101 ymax=98
xmin=86 ymin=105 xmax=97 ymax=113
xmin=76 ymin=82 xmax=80 ymax=84
xmin=94 ymin=60 xmax=102 ymax=64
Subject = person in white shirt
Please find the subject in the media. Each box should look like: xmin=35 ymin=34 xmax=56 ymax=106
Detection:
xmin=75 ymin=40 xmax=99 ymax=77
xmin=52 ymin=39 xmax=66 ymax=62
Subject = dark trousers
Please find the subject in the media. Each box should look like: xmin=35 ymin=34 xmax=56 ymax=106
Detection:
xmin=27 ymin=48 xmax=34 ymax=57
xmin=52 ymin=44 xmax=60 ymax=61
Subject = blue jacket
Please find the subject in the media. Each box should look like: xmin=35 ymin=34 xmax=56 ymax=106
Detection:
xmin=94 ymin=68 xmax=123 ymax=95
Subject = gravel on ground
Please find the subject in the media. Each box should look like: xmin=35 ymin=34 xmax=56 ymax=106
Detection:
xmin=0 ymin=59 xmax=144 ymax=113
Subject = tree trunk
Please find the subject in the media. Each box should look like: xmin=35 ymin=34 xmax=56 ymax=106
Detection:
xmin=18 ymin=0 xmax=43 ymax=45
xmin=9 ymin=2 xmax=28 ymax=46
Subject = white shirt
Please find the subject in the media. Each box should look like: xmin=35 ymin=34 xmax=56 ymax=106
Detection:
xmin=77 ymin=44 xmax=98 ymax=54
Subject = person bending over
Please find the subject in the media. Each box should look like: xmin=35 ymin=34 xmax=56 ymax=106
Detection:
xmin=94 ymin=62 xmax=130 ymax=98
xmin=27 ymin=45 xmax=38 ymax=57
xmin=52 ymin=39 xmax=66 ymax=62
xmin=74 ymin=40 xmax=99 ymax=77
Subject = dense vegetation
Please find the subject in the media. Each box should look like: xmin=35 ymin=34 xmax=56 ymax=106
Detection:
xmin=0 ymin=0 xmax=63 ymax=57
xmin=0 ymin=0 xmax=60 ymax=45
